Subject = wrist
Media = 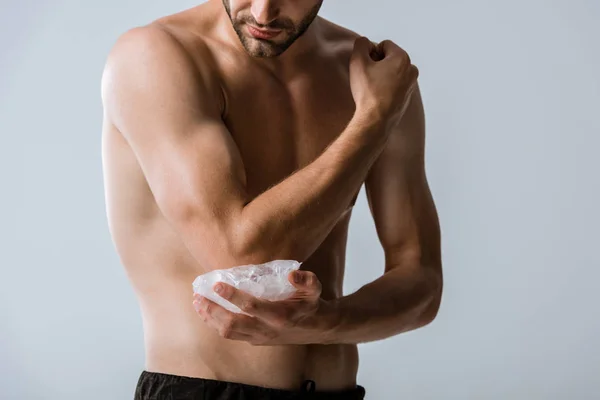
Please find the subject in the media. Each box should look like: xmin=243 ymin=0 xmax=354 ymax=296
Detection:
xmin=343 ymin=110 xmax=386 ymax=149
xmin=353 ymin=106 xmax=384 ymax=130
xmin=312 ymin=298 xmax=344 ymax=345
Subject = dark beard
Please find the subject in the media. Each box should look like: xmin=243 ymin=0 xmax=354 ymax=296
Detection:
xmin=222 ymin=0 xmax=323 ymax=57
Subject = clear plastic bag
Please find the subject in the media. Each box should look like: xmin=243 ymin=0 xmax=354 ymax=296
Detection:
xmin=192 ymin=259 xmax=302 ymax=314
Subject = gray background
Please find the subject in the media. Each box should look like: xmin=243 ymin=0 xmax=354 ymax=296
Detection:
xmin=1 ymin=0 xmax=599 ymax=399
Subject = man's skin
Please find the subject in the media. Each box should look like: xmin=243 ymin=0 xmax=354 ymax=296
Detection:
xmin=101 ymin=0 xmax=442 ymax=392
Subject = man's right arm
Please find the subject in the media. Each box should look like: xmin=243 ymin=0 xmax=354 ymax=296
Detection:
xmin=101 ymin=27 xmax=414 ymax=270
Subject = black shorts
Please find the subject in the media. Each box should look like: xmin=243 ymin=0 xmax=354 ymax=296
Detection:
xmin=134 ymin=370 xmax=366 ymax=400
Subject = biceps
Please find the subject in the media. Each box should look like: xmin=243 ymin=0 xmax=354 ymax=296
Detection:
xmin=115 ymin=98 xmax=251 ymax=267
xmin=117 ymin=117 xmax=252 ymax=269
xmin=130 ymin=121 xmax=249 ymax=231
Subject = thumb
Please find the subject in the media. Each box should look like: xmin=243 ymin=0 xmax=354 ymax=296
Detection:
xmin=351 ymin=36 xmax=376 ymax=67
xmin=289 ymin=270 xmax=322 ymax=296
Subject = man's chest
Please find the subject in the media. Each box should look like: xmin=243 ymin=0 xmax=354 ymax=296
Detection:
xmin=220 ymin=66 xmax=356 ymax=198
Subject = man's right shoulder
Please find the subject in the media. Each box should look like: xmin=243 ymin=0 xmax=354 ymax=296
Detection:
xmin=105 ymin=23 xmax=209 ymax=74
xmin=101 ymin=22 xmax=225 ymax=131
xmin=101 ymin=22 xmax=223 ymax=110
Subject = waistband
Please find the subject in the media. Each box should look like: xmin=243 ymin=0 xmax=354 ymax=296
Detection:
xmin=134 ymin=370 xmax=366 ymax=400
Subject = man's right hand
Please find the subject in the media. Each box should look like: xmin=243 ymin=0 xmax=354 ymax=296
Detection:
xmin=349 ymin=36 xmax=419 ymax=135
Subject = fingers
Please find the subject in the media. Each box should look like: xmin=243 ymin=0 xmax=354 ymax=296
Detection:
xmin=377 ymin=39 xmax=403 ymax=58
xmin=369 ymin=40 xmax=384 ymax=61
xmin=211 ymin=283 xmax=285 ymax=321
xmin=378 ymin=40 xmax=411 ymax=65
xmin=353 ymin=36 xmax=371 ymax=56
xmin=351 ymin=36 xmax=378 ymax=65
xmin=354 ymin=37 xmax=412 ymax=70
xmin=197 ymin=275 xmax=322 ymax=333
xmin=193 ymin=295 xmax=273 ymax=342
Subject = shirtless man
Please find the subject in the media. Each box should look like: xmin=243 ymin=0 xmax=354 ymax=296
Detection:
xmin=101 ymin=0 xmax=442 ymax=398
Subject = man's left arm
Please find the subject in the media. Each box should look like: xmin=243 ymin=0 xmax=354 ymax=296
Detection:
xmin=325 ymin=82 xmax=443 ymax=344
xmin=194 ymin=83 xmax=443 ymax=346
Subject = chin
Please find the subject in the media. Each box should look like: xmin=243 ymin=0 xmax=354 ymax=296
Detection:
xmin=243 ymin=39 xmax=285 ymax=58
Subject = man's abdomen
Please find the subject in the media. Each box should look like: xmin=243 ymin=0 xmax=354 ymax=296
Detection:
xmin=139 ymin=280 xmax=359 ymax=391
xmin=106 ymin=157 xmax=358 ymax=391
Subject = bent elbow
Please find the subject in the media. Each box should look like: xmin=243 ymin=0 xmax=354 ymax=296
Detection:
xmin=226 ymin=218 xmax=283 ymax=266
xmin=230 ymin=213 xmax=308 ymax=264
xmin=230 ymin=224 xmax=303 ymax=265
xmin=171 ymin=205 xmax=249 ymax=270
xmin=419 ymin=269 xmax=443 ymax=326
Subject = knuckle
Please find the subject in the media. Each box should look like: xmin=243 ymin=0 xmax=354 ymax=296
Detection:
xmin=225 ymin=315 xmax=236 ymax=327
xmin=354 ymin=36 xmax=368 ymax=49
xmin=411 ymin=65 xmax=420 ymax=79
xmin=304 ymin=273 xmax=314 ymax=286
xmin=219 ymin=323 xmax=233 ymax=338
xmin=241 ymin=299 xmax=256 ymax=312
xmin=220 ymin=328 xmax=232 ymax=339
xmin=404 ymin=65 xmax=419 ymax=83
xmin=306 ymin=273 xmax=321 ymax=292
xmin=397 ymin=51 xmax=410 ymax=65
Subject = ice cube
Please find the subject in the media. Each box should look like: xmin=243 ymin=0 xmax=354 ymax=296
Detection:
xmin=192 ymin=259 xmax=302 ymax=314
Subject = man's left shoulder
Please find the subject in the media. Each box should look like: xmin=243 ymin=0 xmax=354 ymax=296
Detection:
xmin=318 ymin=16 xmax=361 ymax=41
xmin=317 ymin=17 xmax=361 ymax=59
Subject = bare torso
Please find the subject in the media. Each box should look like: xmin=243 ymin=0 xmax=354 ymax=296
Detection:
xmin=102 ymin=2 xmax=362 ymax=391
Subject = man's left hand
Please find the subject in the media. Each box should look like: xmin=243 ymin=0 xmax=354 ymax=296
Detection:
xmin=192 ymin=270 xmax=337 ymax=346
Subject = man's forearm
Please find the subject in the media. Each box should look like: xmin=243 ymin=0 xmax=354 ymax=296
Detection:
xmin=236 ymin=111 xmax=387 ymax=262
xmin=321 ymin=264 xmax=442 ymax=344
